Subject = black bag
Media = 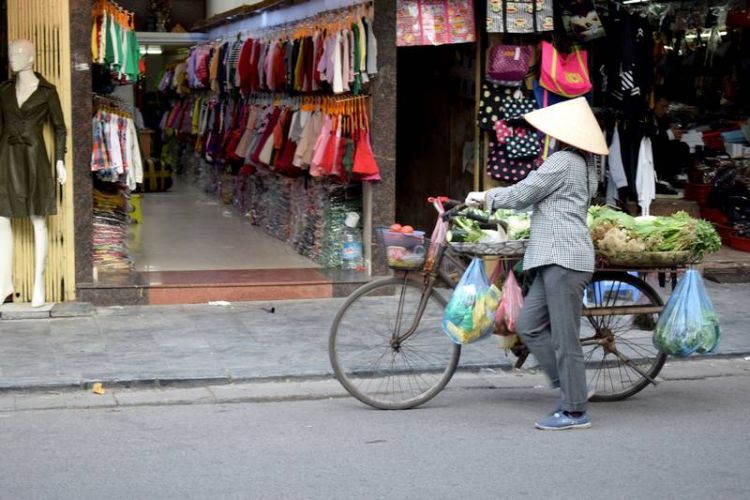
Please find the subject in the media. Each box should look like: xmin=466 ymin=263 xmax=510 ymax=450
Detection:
xmin=506 ymin=131 xmax=541 ymax=159
xmin=560 ymin=0 xmax=606 ymax=42
xmin=487 ymin=138 xmax=542 ymax=183
xmin=502 ymin=90 xmax=536 ymax=122
xmin=477 ymin=81 xmax=506 ymax=131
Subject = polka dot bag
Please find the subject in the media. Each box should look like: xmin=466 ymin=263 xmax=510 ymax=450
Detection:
xmin=477 ymin=81 xmax=505 ymax=132
xmin=486 ymin=137 xmax=543 ymax=184
xmin=505 ymin=129 xmax=541 ymax=159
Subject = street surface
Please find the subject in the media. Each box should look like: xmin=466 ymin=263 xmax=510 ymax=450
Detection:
xmin=1 ymin=358 xmax=748 ymax=500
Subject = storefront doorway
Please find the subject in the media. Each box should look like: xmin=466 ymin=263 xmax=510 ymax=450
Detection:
xmin=396 ymin=44 xmax=476 ymax=232
xmin=83 ymin=0 xmax=379 ymax=305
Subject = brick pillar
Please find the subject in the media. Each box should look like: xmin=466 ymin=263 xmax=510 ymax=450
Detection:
xmin=370 ymin=0 xmax=397 ymax=274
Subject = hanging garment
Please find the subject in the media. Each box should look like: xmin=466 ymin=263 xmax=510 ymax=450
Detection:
xmin=635 ymin=137 xmax=655 ymax=216
xmin=364 ymin=17 xmax=378 ymax=75
xmin=310 ymin=114 xmax=333 ymax=177
xmin=332 ymin=33 xmax=344 ymax=94
xmin=124 ymin=119 xmax=143 ymax=190
xmin=606 ymin=127 xmax=629 ymax=206
xmin=352 ymin=129 xmax=380 ymax=177
xmin=294 ymin=110 xmax=322 ymax=168
xmin=318 ymin=116 xmax=340 ymax=177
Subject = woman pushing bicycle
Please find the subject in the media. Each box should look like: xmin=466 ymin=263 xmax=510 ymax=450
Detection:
xmin=465 ymin=97 xmax=609 ymax=430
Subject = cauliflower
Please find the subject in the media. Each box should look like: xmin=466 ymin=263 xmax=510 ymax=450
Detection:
xmin=591 ymin=223 xmax=646 ymax=254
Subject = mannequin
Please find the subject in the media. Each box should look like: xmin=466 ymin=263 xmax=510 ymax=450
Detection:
xmin=0 ymin=39 xmax=67 ymax=307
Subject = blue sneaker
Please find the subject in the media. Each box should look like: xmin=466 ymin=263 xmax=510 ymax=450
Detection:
xmin=535 ymin=411 xmax=592 ymax=430
xmin=552 ymin=387 xmax=597 ymax=414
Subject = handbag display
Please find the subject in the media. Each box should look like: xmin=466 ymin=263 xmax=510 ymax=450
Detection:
xmin=505 ymin=131 xmax=541 ymax=159
xmin=397 ymin=0 xmax=476 ymax=46
xmin=560 ymin=0 xmax=606 ymax=42
xmin=495 ymin=120 xmax=514 ymax=144
xmin=487 ymin=138 xmax=542 ymax=183
xmin=502 ymin=89 xmax=536 ymax=121
xmin=477 ymin=81 xmax=506 ymax=131
xmin=487 ymin=44 xmax=534 ymax=86
xmin=486 ymin=0 xmax=554 ymax=34
xmin=539 ymin=41 xmax=592 ymax=98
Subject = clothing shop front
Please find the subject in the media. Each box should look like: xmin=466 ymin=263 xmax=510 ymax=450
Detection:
xmin=1 ymin=0 xmax=398 ymax=307
xmin=394 ymin=1 xmax=750 ymax=260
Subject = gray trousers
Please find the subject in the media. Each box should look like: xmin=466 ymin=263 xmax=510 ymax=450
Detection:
xmin=516 ymin=265 xmax=592 ymax=413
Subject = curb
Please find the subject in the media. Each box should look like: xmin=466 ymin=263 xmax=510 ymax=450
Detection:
xmin=1 ymin=353 xmax=749 ymax=395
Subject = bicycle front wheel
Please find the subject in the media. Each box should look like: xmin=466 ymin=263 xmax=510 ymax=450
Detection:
xmin=329 ymin=276 xmax=460 ymax=410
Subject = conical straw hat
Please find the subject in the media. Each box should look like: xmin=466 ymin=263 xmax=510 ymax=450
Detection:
xmin=523 ymin=97 xmax=609 ymax=155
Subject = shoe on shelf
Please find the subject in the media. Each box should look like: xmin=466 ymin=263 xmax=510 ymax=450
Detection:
xmin=535 ymin=412 xmax=592 ymax=430
xmin=655 ymin=180 xmax=679 ymax=195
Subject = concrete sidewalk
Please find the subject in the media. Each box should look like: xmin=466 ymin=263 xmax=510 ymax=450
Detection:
xmin=0 ymin=281 xmax=749 ymax=392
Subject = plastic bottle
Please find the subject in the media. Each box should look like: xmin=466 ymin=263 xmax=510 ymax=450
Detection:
xmin=341 ymin=212 xmax=364 ymax=271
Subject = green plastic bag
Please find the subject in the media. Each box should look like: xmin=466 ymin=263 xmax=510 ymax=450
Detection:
xmin=442 ymin=258 xmax=501 ymax=344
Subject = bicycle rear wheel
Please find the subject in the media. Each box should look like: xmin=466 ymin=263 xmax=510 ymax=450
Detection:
xmin=329 ymin=276 xmax=460 ymax=410
xmin=582 ymin=271 xmax=667 ymax=401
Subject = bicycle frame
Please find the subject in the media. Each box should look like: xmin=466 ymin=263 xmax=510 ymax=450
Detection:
xmin=389 ymin=241 xmax=461 ymax=347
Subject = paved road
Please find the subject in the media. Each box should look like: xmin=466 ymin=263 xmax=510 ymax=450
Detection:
xmin=1 ymin=358 xmax=748 ymax=499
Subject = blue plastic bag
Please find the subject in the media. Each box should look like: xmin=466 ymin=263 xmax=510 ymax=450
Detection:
xmin=653 ymin=269 xmax=721 ymax=357
xmin=442 ymin=258 xmax=501 ymax=344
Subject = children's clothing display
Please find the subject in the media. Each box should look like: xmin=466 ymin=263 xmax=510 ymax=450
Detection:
xmin=152 ymin=4 xmax=379 ymax=270
xmin=91 ymin=0 xmax=140 ymax=83
xmin=91 ymin=103 xmax=143 ymax=190
xmin=161 ymin=94 xmax=379 ymax=184
xmin=163 ymin=14 xmax=377 ymax=96
xmin=92 ymin=186 xmax=132 ymax=270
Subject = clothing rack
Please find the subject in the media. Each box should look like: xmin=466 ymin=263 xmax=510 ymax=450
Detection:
xmin=93 ymin=92 xmax=133 ymax=118
xmin=92 ymin=0 xmax=134 ymax=29
xmin=217 ymin=0 xmax=373 ymax=43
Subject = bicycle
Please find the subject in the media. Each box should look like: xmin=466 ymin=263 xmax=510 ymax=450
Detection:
xmin=329 ymin=198 xmax=673 ymax=410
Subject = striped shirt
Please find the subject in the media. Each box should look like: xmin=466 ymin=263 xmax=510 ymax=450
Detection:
xmin=487 ymin=151 xmax=598 ymax=273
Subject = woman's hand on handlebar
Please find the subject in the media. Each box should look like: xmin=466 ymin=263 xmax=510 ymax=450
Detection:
xmin=465 ymin=191 xmax=486 ymax=208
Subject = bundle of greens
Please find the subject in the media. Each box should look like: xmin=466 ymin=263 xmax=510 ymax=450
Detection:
xmin=446 ymin=208 xmax=531 ymax=243
xmin=587 ymin=206 xmax=722 ymax=259
xmin=632 ymin=211 xmax=721 ymax=260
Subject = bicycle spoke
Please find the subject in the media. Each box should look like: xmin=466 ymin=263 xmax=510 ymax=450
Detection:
xmin=330 ymin=278 xmax=459 ymax=409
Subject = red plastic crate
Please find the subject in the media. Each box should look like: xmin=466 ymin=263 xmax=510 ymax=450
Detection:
xmin=701 ymin=207 xmax=729 ymax=225
xmin=713 ymin=223 xmax=735 ymax=244
xmin=684 ymin=183 xmax=713 ymax=205
xmin=728 ymin=233 xmax=750 ymax=252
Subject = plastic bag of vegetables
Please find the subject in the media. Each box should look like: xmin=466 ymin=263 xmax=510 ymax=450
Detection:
xmin=442 ymin=258 xmax=501 ymax=344
xmin=653 ymin=269 xmax=721 ymax=357
xmin=494 ymin=272 xmax=524 ymax=349
xmin=425 ymin=197 xmax=448 ymax=271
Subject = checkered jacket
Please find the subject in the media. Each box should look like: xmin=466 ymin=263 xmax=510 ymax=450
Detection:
xmin=487 ymin=151 xmax=597 ymax=273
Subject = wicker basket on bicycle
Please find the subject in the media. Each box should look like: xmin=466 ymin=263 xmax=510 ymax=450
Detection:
xmin=449 ymin=240 xmax=529 ymax=257
xmin=596 ymin=250 xmax=693 ymax=269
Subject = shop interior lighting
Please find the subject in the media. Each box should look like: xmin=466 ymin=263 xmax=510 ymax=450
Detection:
xmin=622 ymin=0 xmax=649 ymax=4
xmin=139 ymin=45 xmax=163 ymax=55
xmin=685 ymin=30 xmax=727 ymax=40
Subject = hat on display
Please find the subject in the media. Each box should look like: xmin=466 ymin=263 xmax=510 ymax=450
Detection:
xmin=523 ymin=97 xmax=609 ymax=155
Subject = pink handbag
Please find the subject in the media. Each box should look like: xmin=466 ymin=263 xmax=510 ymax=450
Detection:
xmin=487 ymin=44 xmax=533 ymax=85
xmin=539 ymin=41 xmax=592 ymax=98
